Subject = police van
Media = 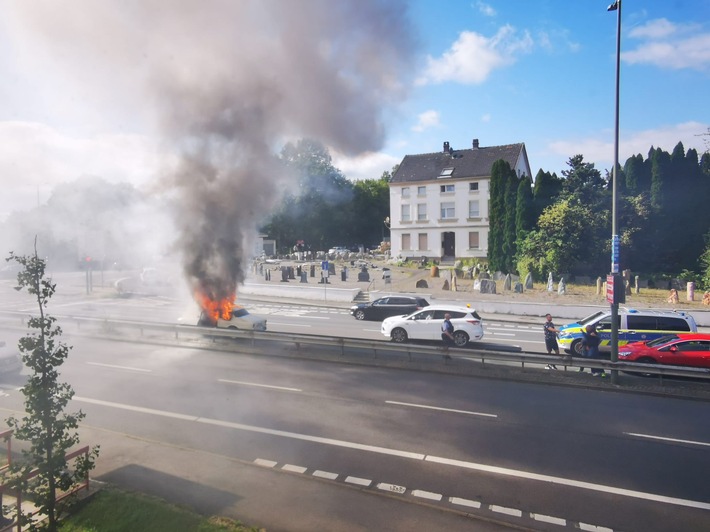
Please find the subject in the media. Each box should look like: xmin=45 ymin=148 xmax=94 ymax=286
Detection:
xmin=557 ymin=308 xmax=698 ymax=356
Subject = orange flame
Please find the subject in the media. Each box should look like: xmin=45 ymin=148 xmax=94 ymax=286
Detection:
xmin=195 ymin=289 xmax=236 ymax=323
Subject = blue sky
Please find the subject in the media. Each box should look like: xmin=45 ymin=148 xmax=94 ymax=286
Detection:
xmin=334 ymin=0 xmax=710 ymax=181
xmin=1 ymin=0 xmax=709 ymax=221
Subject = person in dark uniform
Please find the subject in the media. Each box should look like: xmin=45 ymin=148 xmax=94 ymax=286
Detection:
xmin=543 ymin=313 xmax=561 ymax=370
xmin=441 ymin=313 xmax=455 ymax=345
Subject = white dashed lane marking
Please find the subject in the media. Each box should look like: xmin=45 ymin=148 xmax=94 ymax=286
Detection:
xmin=624 ymin=432 xmax=710 ymax=448
xmin=254 ymin=458 xmax=610 ymax=530
xmin=386 ymin=400 xmax=497 ymax=418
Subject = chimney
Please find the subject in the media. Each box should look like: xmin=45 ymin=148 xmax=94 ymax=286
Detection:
xmin=443 ymin=141 xmax=450 ymax=153
xmin=472 ymin=138 xmax=479 ymax=149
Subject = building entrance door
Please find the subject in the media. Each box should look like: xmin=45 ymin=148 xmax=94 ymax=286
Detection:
xmin=442 ymin=232 xmax=455 ymax=261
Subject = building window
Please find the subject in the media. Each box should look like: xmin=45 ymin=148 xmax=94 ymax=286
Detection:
xmin=440 ymin=202 xmax=455 ymax=219
xmin=468 ymin=200 xmax=480 ymax=218
xmin=439 ymin=167 xmax=454 ymax=178
xmin=469 ymin=182 xmax=479 ymax=192
xmin=469 ymin=232 xmax=480 ymax=249
xmin=402 ymin=187 xmax=410 ymax=198
xmin=440 ymin=184 xmax=455 ymax=193
xmin=417 ymin=203 xmax=427 ymax=221
xmin=418 ymin=233 xmax=427 ymax=251
xmin=417 ymin=186 xmax=426 ymax=196
xmin=401 ymin=204 xmax=411 ymax=222
xmin=402 ymin=233 xmax=411 ymax=251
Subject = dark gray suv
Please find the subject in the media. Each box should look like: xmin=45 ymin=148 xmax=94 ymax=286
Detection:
xmin=350 ymin=296 xmax=429 ymax=321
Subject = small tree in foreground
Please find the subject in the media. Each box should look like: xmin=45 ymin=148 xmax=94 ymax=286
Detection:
xmin=5 ymin=246 xmax=98 ymax=531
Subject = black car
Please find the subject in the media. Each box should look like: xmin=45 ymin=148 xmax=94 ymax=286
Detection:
xmin=350 ymin=296 xmax=430 ymax=321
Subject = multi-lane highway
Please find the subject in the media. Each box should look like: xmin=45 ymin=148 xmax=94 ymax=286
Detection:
xmin=1 ymin=272 xmax=709 ymax=531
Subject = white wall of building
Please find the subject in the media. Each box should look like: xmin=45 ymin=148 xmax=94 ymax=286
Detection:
xmin=389 ymin=178 xmax=490 ymax=260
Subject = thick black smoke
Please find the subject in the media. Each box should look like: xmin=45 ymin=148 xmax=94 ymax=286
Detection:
xmin=7 ymin=0 xmax=418 ymax=302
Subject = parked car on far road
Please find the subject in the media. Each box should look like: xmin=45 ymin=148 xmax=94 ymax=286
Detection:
xmin=381 ymin=305 xmax=484 ymax=347
xmin=618 ymin=333 xmax=710 ymax=375
xmin=350 ymin=296 xmax=429 ymax=321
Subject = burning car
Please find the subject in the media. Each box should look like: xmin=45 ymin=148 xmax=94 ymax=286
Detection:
xmin=197 ymin=307 xmax=267 ymax=331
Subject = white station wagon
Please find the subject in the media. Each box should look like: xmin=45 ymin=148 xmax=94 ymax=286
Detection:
xmin=381 ymin=305 xmax=484 ymax=347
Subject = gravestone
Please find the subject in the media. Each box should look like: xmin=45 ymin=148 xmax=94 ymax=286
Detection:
xmin=503 ymin=274 xmax=512 ymax=291
xmin=442 ymin=279 xmax=450 ymax=291
xmin=547 ymin=272 xmax=554 ymax=292
xmin=480 ymin=279 xmax=496 ymax=294
xmin=557 ymin=277 xmax=566 ymax=295
xmin=416 ymin=279 xmax=428 ymax=288
xmin=514 ymin=282 xmax=523 ymax=293
xmin=524 ymin=272 xmax=533 ymax=290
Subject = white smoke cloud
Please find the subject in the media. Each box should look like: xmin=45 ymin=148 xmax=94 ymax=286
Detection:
xmin=4 ymin=0 xmax=418 ymax=302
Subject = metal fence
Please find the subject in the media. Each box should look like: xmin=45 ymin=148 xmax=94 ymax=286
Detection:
xmin=4 ymin=313 xmax=705 ymax=384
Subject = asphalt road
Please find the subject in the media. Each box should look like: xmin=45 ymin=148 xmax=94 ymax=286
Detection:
xmin=1 ymin=272 xmax=710 ymax=531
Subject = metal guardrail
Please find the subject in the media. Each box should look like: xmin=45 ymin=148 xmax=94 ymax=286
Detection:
xmin=1 ymin=312 xmax=709 ymax=382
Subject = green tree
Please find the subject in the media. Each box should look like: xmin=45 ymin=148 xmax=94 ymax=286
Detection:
xmin=515 ymin=175 xmax=535 ymax=238
xmin=502 ymin=169 xmax=520 ymax=272
xmin=532 ymin=169 xmax=561 ymax=219
xmin=488 ymin=159 xmax=511 ymax=272
xmin=265 ymin=139 xmax=355 ymax=252
xmin=560 ymin=154 xmax=606 ymax=205
xmin=516 ymin=198 xmax=606 ymax=279
xmin=5 ymin=246 xmax=99 ymax=531
xmin=700 ymin=231 xmax=710 ymax=290
xmin=351 ymin=175 xmax=390 ymax=247
xmin=623 ymin=153 xmax=646 ymax=194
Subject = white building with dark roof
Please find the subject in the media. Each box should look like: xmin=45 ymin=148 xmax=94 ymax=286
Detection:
xmin=389 ymin=139 xmax=531 ymax=262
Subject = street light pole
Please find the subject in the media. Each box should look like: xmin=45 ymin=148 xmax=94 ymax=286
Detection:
xmin=608 ymin=0 xmax=622 ymax=385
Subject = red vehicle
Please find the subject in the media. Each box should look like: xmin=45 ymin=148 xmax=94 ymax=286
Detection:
xmin=618 ymin=333 xmax=710 ymax=374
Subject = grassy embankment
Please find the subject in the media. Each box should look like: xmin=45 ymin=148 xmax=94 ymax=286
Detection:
xmin=59 ymin=488 xmax=263 ymax=532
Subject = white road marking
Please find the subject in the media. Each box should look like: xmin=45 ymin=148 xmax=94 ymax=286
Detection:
xmin=267 ymin=322 xmax=312 ymax=327
xmin=449 ymin=497 xmax=481 ymax=509
xmin=73 ymin=396 xmax=710 ymax=511
xmin=624 ymin=432 xmax=710 ymax=448
xmin=490 ymin=504 xmax=522 ymax=517
xmin=218 ymin=379 xmax=302 ymax=392
xmin=254 ymin=459 xmax=277 ymax=468
xmin=412 ymin=490 xmax=442 ymax=501
xmin=426 ymin=455 xmax=710 ymax=511
xmin=86 ymin=362 xmax=152 ymax=373
xmin=488 ymin=332 xmax=516 ymax=337
xmin=531 ymin=513 xmax=567 ymax=526
xmin=386 ymin=400 xmax=497 ymax=418
xmin=313 ymin=470 xmax=338 ymax=480
xmin=579 ymin=523 xmax=613 ymax=532
xmin=377 ymin=482 xmax=406 ymax=494
xmin=282 ymin=464 xmax=307 ymax=473
xmin=345 ymin=476 xmax=371 ymax=487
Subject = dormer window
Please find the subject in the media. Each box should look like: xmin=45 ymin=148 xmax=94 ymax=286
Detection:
xmin=438 ymin=167 xmax=454 ymax=178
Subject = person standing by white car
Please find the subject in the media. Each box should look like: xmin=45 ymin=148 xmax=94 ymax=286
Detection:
xmin=441 ymin=313 xmax=455 ymax=346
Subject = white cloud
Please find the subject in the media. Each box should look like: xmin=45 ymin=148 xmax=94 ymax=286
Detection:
xmin=417 ymin=26 xmax=533 ymax=85
xmin=547 ymin=121 xmax=709 ymax=171
xmin=623 ymin=18 xmax=710 ymax=70
xmin=331 ymin=150 xmax=401 ymax=181
xmin=481 ymin=113 xmax=491 ymax=123
xmin=411 ymin=110 xmax=441 ymax=132
xmin=476 ymin=2 xmax=496 ymax=17
xmin=0 ymin=121 xmax=167 ymax=219
xmin=628 ymin=18 xmax=678 ymax=39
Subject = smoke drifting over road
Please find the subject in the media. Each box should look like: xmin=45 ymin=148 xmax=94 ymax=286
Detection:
xmin=7 ymin=0 xmax=416 ymax=303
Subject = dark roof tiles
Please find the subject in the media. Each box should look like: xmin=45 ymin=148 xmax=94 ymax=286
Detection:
xmin=391 ymin=143 xmax=526 ymax=183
